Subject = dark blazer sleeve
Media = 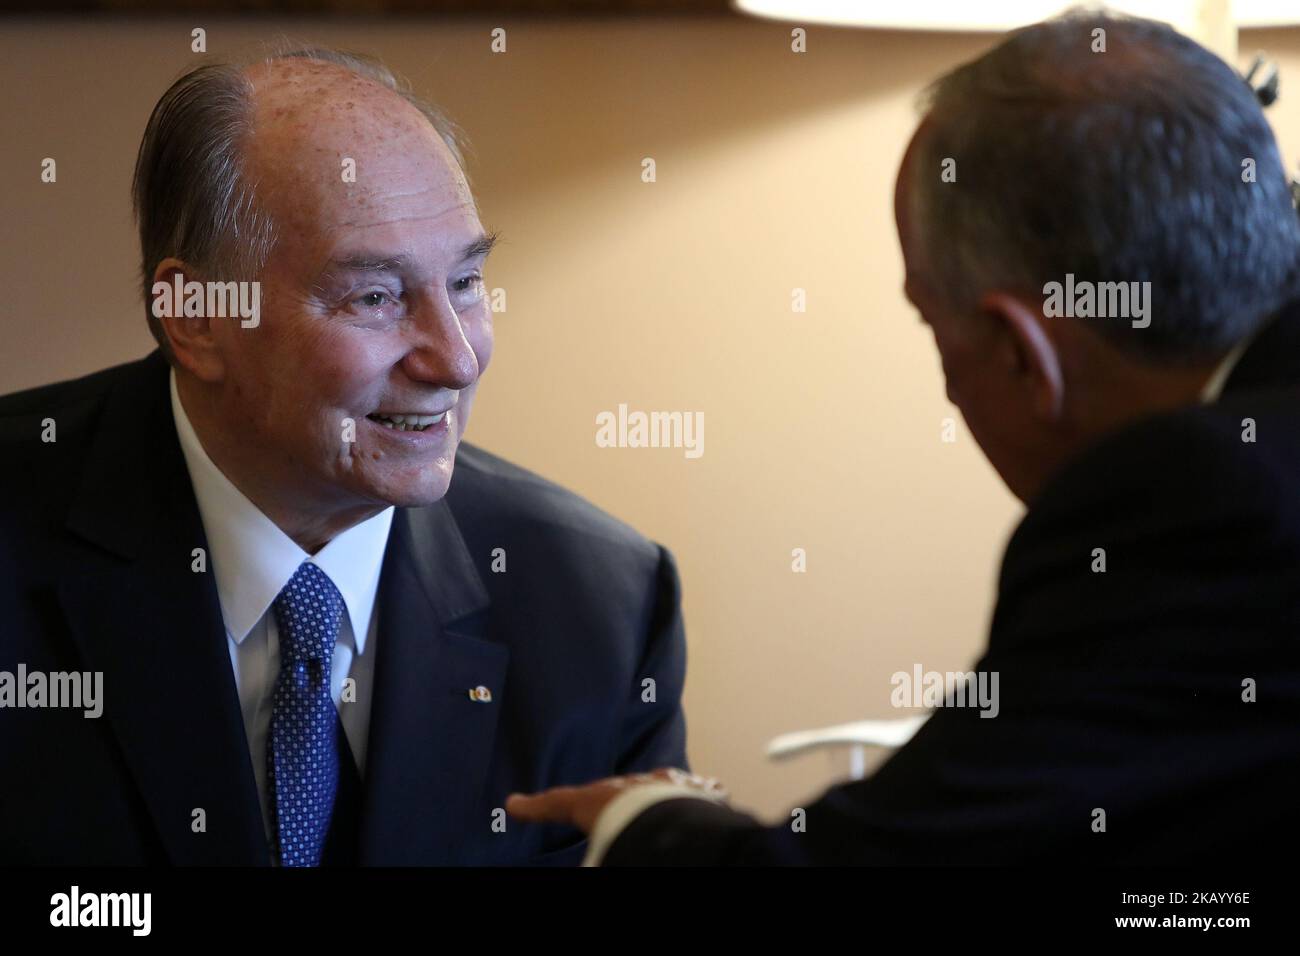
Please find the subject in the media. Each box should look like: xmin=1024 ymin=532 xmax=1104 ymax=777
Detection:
xmin=605 ymin=405 xmax=1300 ymax=865
xmin=610 ymin=544 xmax=690 ymax=775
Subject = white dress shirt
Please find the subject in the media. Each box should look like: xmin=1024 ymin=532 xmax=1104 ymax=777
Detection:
xmin=583 ymin=333 xmax=1259 ymax=866
xmin=169 ymin=369 xmax=394 ymax=839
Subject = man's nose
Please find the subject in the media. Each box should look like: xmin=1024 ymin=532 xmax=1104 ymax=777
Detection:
xmin=402 ymin=291 xmax=480 ymax=390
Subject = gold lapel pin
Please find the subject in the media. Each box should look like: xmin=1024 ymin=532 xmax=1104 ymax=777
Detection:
xmin=468 ymin=685 xmax=492 ymax=702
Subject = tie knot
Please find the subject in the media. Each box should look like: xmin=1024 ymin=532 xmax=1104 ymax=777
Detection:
xmin=272 ymin=562 xmax=345 ymax=664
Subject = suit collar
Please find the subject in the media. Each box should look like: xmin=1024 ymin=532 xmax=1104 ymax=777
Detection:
xmin=393 ymin=495 xmax=490 ymax=623
xmin=58 ymin=349 xmax=270 ymax=863
xmin=64 ymin=349 xmax=181 ymax=561
xmin=358 ymin=499 xmax=502 ymax=864
xmin=1222 ymin=298 xmax=1300 ymax=396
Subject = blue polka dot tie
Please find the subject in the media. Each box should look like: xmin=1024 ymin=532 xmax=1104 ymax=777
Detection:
xmin=268 ymin=561 xmax=344 ymax=867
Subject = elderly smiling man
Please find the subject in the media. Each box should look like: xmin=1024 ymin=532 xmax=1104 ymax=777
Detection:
xmin=0 ymin=49 xmax=686 ymax=866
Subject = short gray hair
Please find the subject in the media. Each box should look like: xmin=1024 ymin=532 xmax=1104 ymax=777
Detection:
xmin=911 ymin=9 xmax=1300 ymax=363
xmin=131 ymin=45 xmax=468 ymax=364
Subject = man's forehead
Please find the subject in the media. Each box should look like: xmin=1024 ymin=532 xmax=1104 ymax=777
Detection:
xmin=893 ymin=125 xmax=936 ymax=301
xmin=245 ymin=56 xmax=391 ymax=100
xmin=330 ymin=193 xmax=479 ymax=230
xmin=254 ymin=85 xmax=422 ymax=144
xmin=308 ymin=182 xmax=486 ymax=268
xmin=895 ymin=120 xmax=932 ymax=205
xmin=244 ymin=57 xmax=444 ymax=165
xmin=241 ymin=68 xmax=468 ymax=213
xmin=313 ymin=155 xmax=478 ymax=232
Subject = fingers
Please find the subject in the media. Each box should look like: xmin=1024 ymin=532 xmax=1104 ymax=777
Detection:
xmin=505 ymin=768 xmax=727 ymax=830
xmin=505 ymin=787 xmax=579 ymax=824
xmin=663 ymin=767 xmax=729 ymax=800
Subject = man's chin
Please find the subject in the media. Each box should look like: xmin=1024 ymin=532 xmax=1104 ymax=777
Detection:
xmin=366 ymin=471 xmax=455 ymax=509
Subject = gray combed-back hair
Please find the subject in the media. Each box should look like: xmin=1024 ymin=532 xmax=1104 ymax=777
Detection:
xmin=131 ymin=44 xmax=468 ymax=364
xmin=911 ymin=8 xmax=1300 ymax=363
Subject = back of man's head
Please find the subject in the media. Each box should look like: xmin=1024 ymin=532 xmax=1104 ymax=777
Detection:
xmin=909 ymin=9 xmax=1300 ymax=364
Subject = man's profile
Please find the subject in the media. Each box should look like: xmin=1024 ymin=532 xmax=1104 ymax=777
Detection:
xmin=509 ymin=11 xmax=1300 ymax=865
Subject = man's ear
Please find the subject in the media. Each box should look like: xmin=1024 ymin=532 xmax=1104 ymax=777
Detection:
xmin=978 ymin=290 xmax=1064 ymax=422
xmin=150 ymin=257 xmax=225 ymax=383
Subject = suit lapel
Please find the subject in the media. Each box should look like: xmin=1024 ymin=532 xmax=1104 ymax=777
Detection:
xmin=359 ymin=498 xmax=505 ymax=865
xmin=57 ymin=351 xmax=268 ymax=865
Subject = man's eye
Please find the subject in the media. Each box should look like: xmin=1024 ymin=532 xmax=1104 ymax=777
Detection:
xmin=356 ymin=291 xmax=393 ymax=308
xmin=452 ymin=275 xmax=484 ymax=293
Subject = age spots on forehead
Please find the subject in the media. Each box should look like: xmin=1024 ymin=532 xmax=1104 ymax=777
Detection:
xmin=238 ymin=57 xmax=469 ymax=245
xmin=251 ymin=70 xmax=428 ymax=145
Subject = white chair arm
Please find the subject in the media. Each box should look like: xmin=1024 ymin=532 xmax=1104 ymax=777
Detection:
xmin=766 ymin=714 xmax=931 ymax=776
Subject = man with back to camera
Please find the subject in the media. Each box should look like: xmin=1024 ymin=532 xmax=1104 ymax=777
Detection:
xmin=0 ymin=47 xmax=687 ymax=866
xmin=508 ymin=11 xmax=1300 ymax=864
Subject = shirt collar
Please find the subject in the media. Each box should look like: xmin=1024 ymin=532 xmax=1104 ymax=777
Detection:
xmin=169 ymin=368 xmax=394 ymax=650
xmin=1200 ymin=335 xmax=1254 ymax=404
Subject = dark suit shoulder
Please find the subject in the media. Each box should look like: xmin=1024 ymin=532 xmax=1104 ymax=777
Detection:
xmin=1016 ymin=394 xmax=1297 ymax=550
xmin=0 ymin=357 xmax=156 ymax=509
xmin=0 ymin=355 xmax=143 ymax=422
xmin=448 ymin=441 xmax=661 ymax=561
xmin=996 ymin=390 xmax=1300 ymax=654
xmin=0 ymin=354 xmax=158 ymax=457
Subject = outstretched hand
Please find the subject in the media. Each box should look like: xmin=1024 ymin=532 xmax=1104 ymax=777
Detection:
xmin=506 ymin=767 xmax=727 ymax=833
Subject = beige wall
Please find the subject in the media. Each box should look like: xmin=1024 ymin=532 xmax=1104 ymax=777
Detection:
xmin=3 ymin=16 xmax=1298 ymax=820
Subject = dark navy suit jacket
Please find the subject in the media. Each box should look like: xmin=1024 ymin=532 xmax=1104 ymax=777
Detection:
xmin=0 ymin=349 xmax=688 ymax=865
xmin=606 ymin=304 xmax=1300 ymax=865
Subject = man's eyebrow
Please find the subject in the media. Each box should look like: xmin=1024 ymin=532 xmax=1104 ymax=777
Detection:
xmin=320 ymin=232 xmax=497 ymax=277
xmin=461 ymin=231 xmax=499 ymax=262
xmin=321 ymin=253 xmax=411 ymax=275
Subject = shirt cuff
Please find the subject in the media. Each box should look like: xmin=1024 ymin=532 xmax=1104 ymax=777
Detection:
xmin=581 ymin=782 xmax=724 ymax=867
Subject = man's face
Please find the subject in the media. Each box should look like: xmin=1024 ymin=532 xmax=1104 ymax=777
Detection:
xmin=207 ymin=63 xmax=494 ymax=512
xmin=893 ymin=128 xmax=1048 ymax=502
